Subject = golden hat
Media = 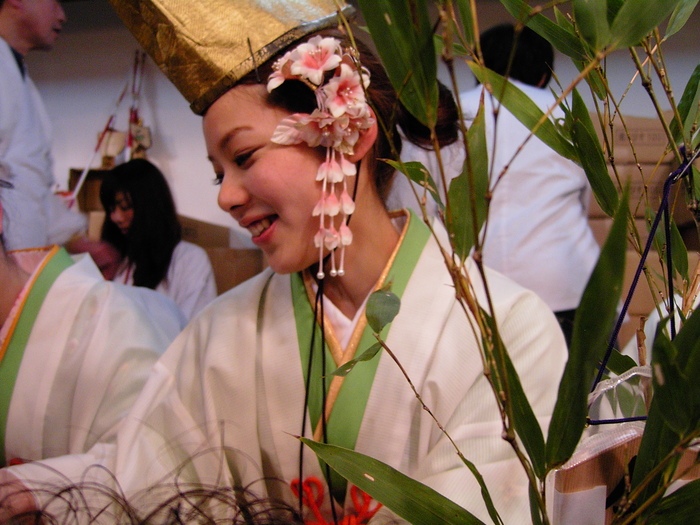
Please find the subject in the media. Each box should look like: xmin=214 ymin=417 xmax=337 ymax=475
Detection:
xmin=108 ymin=0 xmax=350 ymax=115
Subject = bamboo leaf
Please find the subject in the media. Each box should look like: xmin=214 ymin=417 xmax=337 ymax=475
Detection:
xmin=454 ymin=0 xmax=476 ymax=49
xmin=385 ymin=160 xmax=445 ymax=213
xmin=604 ymin=349 xmax=640 ymax=375
xmin=632 ymin=307 xmax=700 ymax=499
xmin=498 ymin=0 xmax=589 ymax=61
xmin=665 ymin=0 xmax=700 ymax=39
xmin=652 ymin=328 xmax=693 ymax=434
xmin=469 ymin=64 xmax=578 ymax=162
xmin=447 ymin=102 xmax=489 ymax=260
xmin=357 ymin=0 xmax=438 ymax=127
xmin=546 ymin=190 xmax=628 ymax=468
xmin=646 ymin=479 xmax=700 ymax=524
xmin=646 ymin=208 xmax=689 ymax=283
xmin=573 ymin=0 xmax=611 ymax=51
xmin=366 ymin=290 xmax=401 ymax=333
xmin=481 ymin=309 xmax=546 ymax=480
xmin=670 ymin=62 xmax=700 ymax=146
xmin=609 ymin=0 xmax=683 ymax=49
xmin=569 ymin=88 xmax=620 ymax=217
xmin=333 ymin=343 xmax=382 ymax=377
xmin=300 ymin=439 xmax=487 ymax=524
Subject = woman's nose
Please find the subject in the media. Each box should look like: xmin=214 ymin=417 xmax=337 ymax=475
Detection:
xmin=217 ymin=174 xmax=249 ymax=215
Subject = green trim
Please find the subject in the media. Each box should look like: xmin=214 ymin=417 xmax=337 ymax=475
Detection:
xmin=0 ymin=248 xmax=74 ymax=465
xmin=292 ymin=211 xmax=430 ymax=501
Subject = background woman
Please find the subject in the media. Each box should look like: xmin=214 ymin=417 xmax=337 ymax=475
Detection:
xmin=1 ymin=4 xmax=567 ymax=524
xmin=99 ymin=158 xmax=217 ymax=320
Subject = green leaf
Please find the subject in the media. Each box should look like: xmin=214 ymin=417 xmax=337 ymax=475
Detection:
xmin=300 ymin=439 xmax=487 ymax=524
xmin=366 ymin=290 xmax=401 ymax=333
xmin=646 ymin=207 xmax=689 ymax=283
xmin=670 ymin=62 xmax=700 ymax=146
xmin=333 ymin=343 xmax=382 ymax=377
xmin=357 ymin=0 xmax=438 ymax=127
xmin=385 ymin=160 xmax=445 ymax=213
xmin=569 ymin=88 xmax=620 ymax=217
xmin=665 ymin=0 xmax=700 ymax=39
xmin=447 ymin=102 xmax=489 ymax=260
xmin=609 ymin=0 xmax=683 ymax=49
xmin=469 ymin=64 xmax=578 ymax=162
xmin=632 ymin=306 xmax=700 ymax=499
xmin=605 ymin=348 xmax=639 ymax=375
xmin=652 ymin=329 xmax=693 ymax=434
xmin=546 ymin=190 xmax=628 ymax=468
xmin=645 ymin=479 xmax=700 ymax=524
xmin=454 ymin=0 xmax=476 ymax=49
xmin=498 ymin=0 xmax=589 ymax=61
xmin=481 ymin=309 xmax=547 ymax=480
xmin=574 ymin=0 xmax=612 ymax=51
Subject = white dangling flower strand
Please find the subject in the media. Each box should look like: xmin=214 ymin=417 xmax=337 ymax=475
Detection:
xmin=267 ymin=36 xmax=372 ymax=279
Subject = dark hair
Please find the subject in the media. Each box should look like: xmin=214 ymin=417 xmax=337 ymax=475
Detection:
xmin=234 ymin=29 xmax=459 ymax=202
xmin=99 ymin=158 xmax=181 ymax=289
xmin=480 ymin=23 xmax=554 ymax=87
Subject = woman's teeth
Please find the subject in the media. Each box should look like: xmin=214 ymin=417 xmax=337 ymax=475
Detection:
xmin=248 ymin=217 xmax=273 ymax=237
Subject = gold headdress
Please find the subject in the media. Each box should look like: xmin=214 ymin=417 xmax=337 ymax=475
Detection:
xmin=107 ymin=0 xmax=350 ymax=115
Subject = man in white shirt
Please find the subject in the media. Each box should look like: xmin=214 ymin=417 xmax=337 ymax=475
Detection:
xmin=0 ymin=0 xmax=86 ymax=251
xmin=460 ymin=24 xmax=600 ymax=345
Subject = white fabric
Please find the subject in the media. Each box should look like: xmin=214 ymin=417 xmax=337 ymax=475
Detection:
xmin=114 ymin=240 xmax=217 ymax=320
xmin=3 ymin=251 xmax=183 ymax=463
xmin=13 ymin=223 xmax=567 ymax=524
xmin=0 ymin=38 xmax=86 ymax=250
xmin=386 ymin=134 xmax=465 ymax=219
xmin=459 ymin=81 xmax=600 ymax=312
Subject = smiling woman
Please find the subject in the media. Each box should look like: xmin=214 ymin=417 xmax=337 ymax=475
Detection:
xmin=0 ymin=2 xmax=568 ymax=523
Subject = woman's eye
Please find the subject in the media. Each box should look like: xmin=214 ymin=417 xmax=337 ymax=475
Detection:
xmin=212 ymin=173 xmax=224 ymax=186
xmin=234 ymin=149 xmax=255 ymax=168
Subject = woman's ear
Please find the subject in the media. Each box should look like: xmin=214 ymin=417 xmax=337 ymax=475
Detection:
xmin=346 ymin=109 xmax=378 ymax=163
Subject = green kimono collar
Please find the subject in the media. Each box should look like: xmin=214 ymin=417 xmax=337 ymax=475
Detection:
xmin=291 ymin=209 xmax=430 ymax=501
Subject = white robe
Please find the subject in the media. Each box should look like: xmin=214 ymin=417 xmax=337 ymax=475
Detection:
xmin=460 ymin=82 xmax=600 ymax=312
xmin=2 ymin=248 xmax=184 ymax=463
xmin=12 ymin=216 xmax=567 ymax=524
xmin=0 ymin=39 xmax=86 ymax=251
xmin=114 ymin=240 xmax=217 ymax=320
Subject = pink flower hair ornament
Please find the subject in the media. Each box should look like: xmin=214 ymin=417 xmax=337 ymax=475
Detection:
xmin=267 ymin=36 xmax=373 ymax=279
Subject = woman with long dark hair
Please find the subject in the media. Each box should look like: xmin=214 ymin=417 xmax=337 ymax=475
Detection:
xmin=99 ymin=158 xmax=217 ymax=320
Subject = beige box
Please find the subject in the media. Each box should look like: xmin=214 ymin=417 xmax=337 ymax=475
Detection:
xmin=588 ymin=217 xmax=651 ymax=249
xmin=590 ymin=112 xmax=675 ymax=165
xmin=68 ymin=168 xmax=109 ymax=212
xmin=588 ymin=162 xmax=677 ymax=219
xmin=178 ymin=215 xmax=264 ymax=294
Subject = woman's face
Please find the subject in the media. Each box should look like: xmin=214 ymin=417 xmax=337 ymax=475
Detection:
xmin=204 ymin=84 xmax=325 ymax=275
xmin=109 ymin=191 xmax=134 ymax=235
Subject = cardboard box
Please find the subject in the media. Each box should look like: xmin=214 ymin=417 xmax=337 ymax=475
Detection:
xmin=588 ymin=162 xmax=676 ymax=219
xmin=590 ymin=112 xmax=675 ymax=165
xmin=178 ymin=215 xmax=264 ymax=294
xmin=588 ymin=217 xmax=651 ymax=248
xmin=615 ymin=249 xmax=700 ymax=347
xmin=68 ymin=168 xmax=109 ymax=212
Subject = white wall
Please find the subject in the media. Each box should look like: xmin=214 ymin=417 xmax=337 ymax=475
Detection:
xmin=25 ymin=0 xmax=700 ymax=245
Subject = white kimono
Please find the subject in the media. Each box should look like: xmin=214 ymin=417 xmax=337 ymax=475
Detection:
xmin=114 ymin=240 xmax=217 ymax=320
xmin=12 ymin=213 xmax=567 ymax=524
xmin=0 ymin=39 xmax=86 ymax=251
xmin=0 ymin=246 xmax=184 ymax=464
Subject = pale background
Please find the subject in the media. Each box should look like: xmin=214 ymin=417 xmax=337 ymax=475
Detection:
xmin=26 ymin=0 xmax=700 ymax=246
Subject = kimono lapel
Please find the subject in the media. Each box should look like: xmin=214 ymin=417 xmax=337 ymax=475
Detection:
xmin=0 ymin=246 xmax=72 ymax=465
xmin=291 ymin=210 xmax=430 ymax=499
